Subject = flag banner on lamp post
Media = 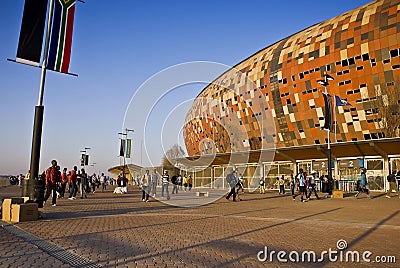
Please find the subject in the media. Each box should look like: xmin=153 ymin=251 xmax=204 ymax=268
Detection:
xmin=322 ymin=92 xmax=333 ymax=131
xmin=47 ymin=0 xmax=76 ymax=73
xmin=126 ymin=139 xmax=132 ymax=158
xmin=81 ymin=154 xmax=85 ymax=166
xmin=120 ymin=139 xmax=126 ymax=157
xmin=335 ymin=95 xmax=351 ymax=106
xmin=16 ymin=0 xmax=48 ymax=66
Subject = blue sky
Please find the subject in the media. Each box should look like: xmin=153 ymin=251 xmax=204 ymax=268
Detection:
xmin=0 ymin=0 xmax=371 ymax=175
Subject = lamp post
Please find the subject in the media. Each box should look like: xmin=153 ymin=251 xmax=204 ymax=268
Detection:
xmin=118 ymin=128 xmax=134 ymax=178
xmin=317 ymin=72 xmax=334 ymax=190
xmin=22 ymin=0 xmax=55 ymax=200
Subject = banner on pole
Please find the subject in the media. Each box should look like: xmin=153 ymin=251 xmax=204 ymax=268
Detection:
xmin=81 ymin=154 xmax=85 ymax=166
xmin=47 ymin=0 xmax=76 ymax=73
xmin=16 ymin=0 xmax=48 ymax=66
xmin=126 ymin=139 xmax=132 ymax=158
xmin=322 ymin=92 xmax=333 ymax=131
xmin=120 ymin=139 xmax=125 ymax=157
xmin=80 ymin=154 xmax=89 ymax=166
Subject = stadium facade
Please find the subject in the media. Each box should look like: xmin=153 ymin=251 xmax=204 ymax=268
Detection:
xmin=182 ymin=0 xmax=400 ymax=191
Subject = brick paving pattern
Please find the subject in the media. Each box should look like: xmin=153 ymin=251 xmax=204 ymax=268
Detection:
xmin=1 ymin=185 xmax=399 ymax=267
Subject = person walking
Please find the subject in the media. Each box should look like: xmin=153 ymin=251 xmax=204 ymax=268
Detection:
xmin=100 ymin=173 xmax=106 ymax=192
xmin=141 ymin=170 xmax=150 ymax=202
xmin=183 ymin=174 xmax=189 ymax=192
xmin=91 ymin=173 xmax=97 ymax=193
xmin=177 ymin=174 xmax=183 ymax=190
xmin=386 ymin=170 xmax=399 ymax=198
xmin=60 ymin=167 xmax=68 ymax=198
xmin=226 ymin=169 xmax=238 ymax=201
xmin=296 ymin=169 xmax=307 ymax=202
xmin=355 ymin=168 xmax=370 ymax=198
xmin=161 ymin=170 xmax=170 ymax=199
xmin=68 ymin=166 xmax=78 ymax=200
xmin=171 ymin=173 xmax=179 ymax=194
xmin=237 ymin=174 xmax=245 ymax=194
xmin=80 ymin=169 xmax=88 ymax=199
xmin=151 ymin=169 xmax=158 ymax=197
xmin=44 ymin=160 xmax=60 ymax=206
xmin=76 ymin=170 xmax=81 ymax=194
xmin=306 ymin=172 xmax=320 ymax=200
xmin=188 ymin=175 xmax=193 ymax=191
xmin=279 ymin=175 xmax=286 ymax=194
xmin=259 ymin=177 xmax=265 ymax=194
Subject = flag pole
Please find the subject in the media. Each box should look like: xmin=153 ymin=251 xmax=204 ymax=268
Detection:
xmin=334 ymin=94 xmax=337 ymax=142
xmin=23 ymin=0 xmax=55 ymax=205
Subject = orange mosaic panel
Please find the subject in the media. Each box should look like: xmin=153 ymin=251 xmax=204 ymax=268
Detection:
xmin=184 ymin=0 xmax=400 ymax=156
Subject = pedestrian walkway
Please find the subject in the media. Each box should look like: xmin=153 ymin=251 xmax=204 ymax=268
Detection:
xmin=1 ymin=185 xmax=399 ymax=267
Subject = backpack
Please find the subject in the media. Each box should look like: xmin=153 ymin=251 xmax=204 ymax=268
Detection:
xmin=226 ymin=173 xmax=233 ymax=183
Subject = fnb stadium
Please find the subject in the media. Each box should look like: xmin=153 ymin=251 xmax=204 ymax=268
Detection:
xmin=181 ymin=0 xmax=400 ymax=192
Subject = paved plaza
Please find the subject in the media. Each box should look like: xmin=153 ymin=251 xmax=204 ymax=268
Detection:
xmin=1 ymin=185 xmax=399 ymax=267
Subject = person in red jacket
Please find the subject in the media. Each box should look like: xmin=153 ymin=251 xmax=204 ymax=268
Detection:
xmin=68 ymin=166 xmax=78 ymax=200
xmin=60 ymin=167 xmax=68 ymax=198
xmin=44 ymin=160 xmax=61 ymax=206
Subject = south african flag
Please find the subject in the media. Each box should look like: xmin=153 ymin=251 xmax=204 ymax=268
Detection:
xmin=47 ymin=0 xmax=76 ymax=73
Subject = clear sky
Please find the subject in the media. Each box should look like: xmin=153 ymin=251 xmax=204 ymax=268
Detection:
xmin=0 ymin=0 xmax=371 ymax=175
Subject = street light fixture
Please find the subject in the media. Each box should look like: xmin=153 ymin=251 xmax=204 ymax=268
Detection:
xmin=118 ymin=128 xmax=134 ymax=179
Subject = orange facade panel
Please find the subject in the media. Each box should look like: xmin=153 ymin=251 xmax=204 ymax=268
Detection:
xmin=184 ymin=0 xmax=400 ymax=156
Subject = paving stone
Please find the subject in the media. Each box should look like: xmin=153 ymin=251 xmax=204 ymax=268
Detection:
xmin=1 ymin=185 xmax=399 ymax=267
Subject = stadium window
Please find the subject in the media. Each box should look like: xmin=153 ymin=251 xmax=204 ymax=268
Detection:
xmin=390 ymin=49 xmax=399 ymax=57
xmin=362 ymin=53 xmax=370 ymax=61
xmin=364 ymin=134 xmax=371 ymax=140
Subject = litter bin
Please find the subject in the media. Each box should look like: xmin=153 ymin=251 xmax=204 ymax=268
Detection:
xmin=321 ymin=181 xmax=329 ymax=193
xmin=34 ymin=179 xmax=45 ymax=208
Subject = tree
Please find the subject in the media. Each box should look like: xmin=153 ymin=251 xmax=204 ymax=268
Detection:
xmin=373 ymin=81 xmax=400 ymax=138
xmin=161 ymin=144 xmax=186 ymax=167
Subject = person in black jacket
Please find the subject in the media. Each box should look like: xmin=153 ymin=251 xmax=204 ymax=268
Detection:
xmin=226 ymin=169 xmax=239 ymax=201
xmin=386 ymin=170 xmax=399 ymax=198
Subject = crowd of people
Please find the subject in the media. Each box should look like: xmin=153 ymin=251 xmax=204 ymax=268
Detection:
xmin=18 ymin=160 xmax=400 ymax=206
xmin=226 ymin=167 xmax=400 ymax=202
xmin=135 ymin=170 xmax=194 ymax=202
xmin=34 ymin=160 xmax=110 ymax=206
